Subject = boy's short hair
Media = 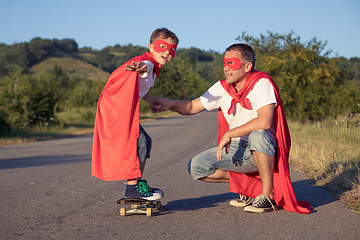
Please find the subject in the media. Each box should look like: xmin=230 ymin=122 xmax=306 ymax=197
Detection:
xmin=226 ymin=43 xmax=256 ymax=70
xmin=150 ymin=28 xmax=179 ymax=45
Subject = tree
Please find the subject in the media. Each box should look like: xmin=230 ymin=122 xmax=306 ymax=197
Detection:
xmin=237 ymin=31 xmax=359 ymax=121
xmin=0 ymin=70 xmax=56 ymax=128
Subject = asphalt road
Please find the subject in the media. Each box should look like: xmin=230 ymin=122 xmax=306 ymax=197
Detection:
xmin=1 ymin=111 xmax=359 ymax=240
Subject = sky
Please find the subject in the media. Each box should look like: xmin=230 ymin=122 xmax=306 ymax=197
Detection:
xmin=0 ymin=0 xmax=359 ymax=59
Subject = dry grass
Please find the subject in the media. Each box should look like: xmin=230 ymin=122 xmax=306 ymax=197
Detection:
xmin=288 ymin=114 xmax=360 ymax=212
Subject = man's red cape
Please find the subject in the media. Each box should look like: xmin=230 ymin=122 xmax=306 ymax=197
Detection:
xmin=91 ymin=52 xmax=160 ymax=181
xmin=218 ymin=71 xmax=312 ymax=214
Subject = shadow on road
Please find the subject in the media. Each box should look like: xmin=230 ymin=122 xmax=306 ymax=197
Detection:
xmin=159 ymin=179 xmax=338 ymax=215
xmin=0 ymin=155 xmax=91 ymax=169
xmin=164 ymin=192 xmax=239 ymax=211
xmin=292 ymin=179 xmax=338 ymax=211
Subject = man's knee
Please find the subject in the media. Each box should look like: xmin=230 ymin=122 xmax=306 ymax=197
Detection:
xmin=187 ymin=158 xmax=193 ymax=175
xmin=187 ymin=155 xmax=216 ymax=180
xmin=248 ymin=130 xmax=276 ymax=157
xmin=248 ymin=130 xmax=267 ymax=144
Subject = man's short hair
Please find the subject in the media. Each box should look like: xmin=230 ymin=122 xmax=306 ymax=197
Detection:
xmin=150 ymin=28 xmax=179 ymax=45
xmin=226 ymin=43 xmax=256 ymax=70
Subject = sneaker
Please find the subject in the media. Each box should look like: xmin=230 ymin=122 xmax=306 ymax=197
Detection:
xmin=244 ymin=194 xmax=277 ymax=213
xmin=138 ymin=179 xmax=164 ymax=197
xmin=229 ymin=194 xmax=254 ymax=207
xmin=124 ymin=181 xmax=161 ymax=201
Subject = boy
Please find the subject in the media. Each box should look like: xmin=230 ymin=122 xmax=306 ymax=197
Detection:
xmin=91 ymin=28 xmax=179 ymax=201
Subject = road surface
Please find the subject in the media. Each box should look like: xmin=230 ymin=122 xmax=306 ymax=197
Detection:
xmin=0 ymin=111 xmax=359 ymax=239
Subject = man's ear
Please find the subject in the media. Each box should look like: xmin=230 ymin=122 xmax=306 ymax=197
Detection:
xmin=245 ymin=62 xmax=253 ymax=73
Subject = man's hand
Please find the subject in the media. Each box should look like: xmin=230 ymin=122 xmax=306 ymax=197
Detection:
xmin=124 ymin=61 xmax=147 ymax=74
xmin=216 ymin=132 xmax=232 ymax=161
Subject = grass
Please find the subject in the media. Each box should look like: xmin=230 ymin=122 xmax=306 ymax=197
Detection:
xmin=288 ymin=114 xmax=360 ymax=213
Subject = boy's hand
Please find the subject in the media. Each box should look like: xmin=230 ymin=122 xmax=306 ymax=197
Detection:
xmin=124 ymin=61 xmax=147 ymax=74
xmin=150 ymin=97 xmax=172 ymax=113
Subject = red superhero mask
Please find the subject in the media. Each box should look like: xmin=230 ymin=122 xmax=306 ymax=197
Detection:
xmin=223 ymin=57 xmax=249 ymax=70
xmin=153 ymin=39 xmax=177 ymax=58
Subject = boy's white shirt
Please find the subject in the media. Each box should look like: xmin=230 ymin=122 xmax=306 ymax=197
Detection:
xmin=200 ymin=78 xmax=277 ymax=141
xmin=138 ymin=60 xmax=156 ymax=99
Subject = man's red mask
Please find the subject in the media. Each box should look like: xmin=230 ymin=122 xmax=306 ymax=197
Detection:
xmin=153 ymin=39 xmax=177 ymax=58
xmin=223 ymin=57 xmax=248 ymax=70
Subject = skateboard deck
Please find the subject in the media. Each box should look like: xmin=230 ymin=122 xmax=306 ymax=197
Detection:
xmin=117 ymin=198 xmax=161 ymax=217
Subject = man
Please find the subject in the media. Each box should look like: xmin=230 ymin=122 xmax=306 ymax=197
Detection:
xmin=153 ymin=43 xmax=311 ymax=214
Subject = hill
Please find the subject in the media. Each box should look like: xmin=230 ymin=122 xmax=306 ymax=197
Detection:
xmin=30 ymin=56 xmax=109 ymax=81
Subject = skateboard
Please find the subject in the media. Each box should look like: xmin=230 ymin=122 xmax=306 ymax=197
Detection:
xmin=117 ymin=198 xmax=161 ymax=217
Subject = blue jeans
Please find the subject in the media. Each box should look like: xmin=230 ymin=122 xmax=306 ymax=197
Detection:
xmin=188 ymin=130 xmax=276 ymax=180
xmin=137 ymin=125 xmax=152 ymax=163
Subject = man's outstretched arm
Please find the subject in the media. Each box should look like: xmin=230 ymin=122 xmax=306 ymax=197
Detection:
xmin=152 ymin=97 xmax=206 ymax=115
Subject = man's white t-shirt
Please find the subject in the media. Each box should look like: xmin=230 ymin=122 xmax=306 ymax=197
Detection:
xmin=138 ymin=60 xmax=156 ymax=99
xmin=200 ymin=78 xmax=277 ymax=141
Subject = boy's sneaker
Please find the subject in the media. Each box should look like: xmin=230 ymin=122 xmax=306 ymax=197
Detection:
xmin=244 ymin=194 xmax=277 ymax=213
xmin=124 ymin=181 xmax=161 ymax=201
xmin=138 ymin=179 xmax=164 ymax=197
xmin=229 ymin=194 xmax=254 ymax=207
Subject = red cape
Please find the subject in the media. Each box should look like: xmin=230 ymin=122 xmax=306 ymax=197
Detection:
xmin=218 ymin=71 xmax=312 ymax=214
xmin=91 ymin=52 xmax=160 ymax=181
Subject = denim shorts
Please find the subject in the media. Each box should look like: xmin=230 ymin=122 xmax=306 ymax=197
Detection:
xmin=137 ymin=124 xmax=152 ymax=163
xmin=188 ymin=129 xmax=276 ymax=180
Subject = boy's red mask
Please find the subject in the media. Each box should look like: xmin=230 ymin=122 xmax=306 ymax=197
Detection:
xmin=153 ymin=39 xmax=177 ymax=57
xmin=223 ymin=57 xmax=247 ymax=70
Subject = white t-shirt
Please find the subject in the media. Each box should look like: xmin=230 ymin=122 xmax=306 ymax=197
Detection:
xmin=138 ymin=60 xmax=156 ymax=99
xmin=200 ymin=78 xmax=277 ymax=141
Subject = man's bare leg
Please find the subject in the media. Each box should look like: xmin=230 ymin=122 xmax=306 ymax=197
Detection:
xmin=199 ymin=169 xmax=230 ymax=183
xmin=252 ymin=151 xmax=274 ymax=200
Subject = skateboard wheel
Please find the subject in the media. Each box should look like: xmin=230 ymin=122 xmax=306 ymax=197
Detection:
xmin=120 ymin=207 xmax=126 ymax=216
xmin=146 ymin=208 xmax=152 ymax=217
xmin=156 ymin=201 xmax=161 ymax=210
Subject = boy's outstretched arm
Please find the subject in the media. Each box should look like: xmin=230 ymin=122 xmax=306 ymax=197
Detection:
xmin=152 ymin=97 xmax=206 ymax=115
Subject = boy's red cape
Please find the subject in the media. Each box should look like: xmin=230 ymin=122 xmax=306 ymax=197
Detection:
xmin=91 ymin=52 xmax=160 ymax=181
xmin=218 ymin=71 xmax=312 ymax=214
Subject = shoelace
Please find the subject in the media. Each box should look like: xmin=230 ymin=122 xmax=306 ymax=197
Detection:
xmin=139 ymin=180 xmax=155 ymax=192
xmin=137 ymin=181 xmax=152 ymax=195
xmin=253 ymin=194 xmax=276 ymax=211
xmin=238 ymin=195 xmax=247 ymax=202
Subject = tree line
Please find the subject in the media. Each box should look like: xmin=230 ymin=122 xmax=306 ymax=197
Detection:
xmin=0 ymin=32 xmax=359 ymax=136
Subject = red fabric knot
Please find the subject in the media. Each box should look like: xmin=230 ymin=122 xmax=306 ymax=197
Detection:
xmin=227 ymin=97 xmax=252 ymax=114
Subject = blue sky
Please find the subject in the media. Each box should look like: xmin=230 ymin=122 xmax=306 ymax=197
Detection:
xmin=1 ymin=0 xmax=359 ymax=58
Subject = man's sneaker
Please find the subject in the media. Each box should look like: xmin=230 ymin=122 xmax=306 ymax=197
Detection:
xmin=244 ymin=194 xmax=277 ymax=213
xmin=229 ymin=194 xmax=254 ymax=207
xmin=124 ymin=181 xmax=161 ymax=201
xmin=138 ymin=179 xmax=164 ymax=197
